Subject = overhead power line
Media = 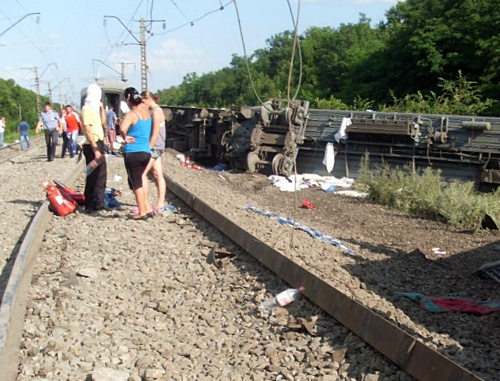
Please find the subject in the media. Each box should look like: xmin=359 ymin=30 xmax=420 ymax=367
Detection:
xmin=0 ymin=12 xmax=40 ymax=38
xmin=153 ymin=0 xmax=233 ymax=36
xmin=104 ymin=15 xmax=165 ymax=92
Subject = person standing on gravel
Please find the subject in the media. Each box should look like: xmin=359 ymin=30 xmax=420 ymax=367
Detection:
xmin=36 ymin=102 xmax=62 ymax=161
xmin=141 ymin=91 xmax=167 ymax=212
xmin=17 ymin=119 xmax=31 ymax=150
xmin=59 ymin=107 xmax=70 ymax=158
xmin=120 ymin=87 xmax=156 ymax=220
xmin=63 ymin=105 xmax=81 ymax=158
xmin=81 ymin=83 xmax=107 ymax=212
xmin=0 ymin=116 xmax=5 ymax=148
xmin=105 ymin=104 xmax=118 ymax=154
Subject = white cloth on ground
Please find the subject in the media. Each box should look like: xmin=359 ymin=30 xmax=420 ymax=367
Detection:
xmin=268 ymin=173 xmax=355 ymax=192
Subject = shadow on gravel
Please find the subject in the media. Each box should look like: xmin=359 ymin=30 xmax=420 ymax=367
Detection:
xmin=341 ymin=236 xmax=500 ymax=378
xmin=0 ymin=218 xmax=34 ymax=303
xmin=165 ymin=193 xmax=405 ymax=381
xmin=8 ymin=199 xmax=43 ymax=208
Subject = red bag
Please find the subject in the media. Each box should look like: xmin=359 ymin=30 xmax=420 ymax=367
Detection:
xmin=46 ymin=184 xmax=77 ymax=216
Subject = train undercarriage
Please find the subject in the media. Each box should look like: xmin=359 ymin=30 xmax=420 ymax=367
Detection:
xmin=162 ymin=100 xmax=500 ymax=188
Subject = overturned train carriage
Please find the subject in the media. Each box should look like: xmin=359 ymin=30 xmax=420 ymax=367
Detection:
xmin=164 ymin=99 xmax=309 ymax=177
xmin=162 ymin=100 xmax=500 ymax=188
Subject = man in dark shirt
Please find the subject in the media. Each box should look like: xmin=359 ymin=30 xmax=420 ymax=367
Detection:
xmin=17 ymin=119 xmax=31 ymax=151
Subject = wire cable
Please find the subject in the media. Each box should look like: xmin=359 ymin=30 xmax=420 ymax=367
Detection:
xmin=286 ymin=0 xmax=303 ymax=101
xmin=286 ymin=0 xmax=300 ymax=103
xmin=147 ymin=0 xmax=156 ymax=33
xmin=171 ymin=0 xmax=193 ymax=25
xmin=97 ymin=0 xmax=147 ymax=92
xmin=284 ymin=0 xmax=304 ymax=256
xmin=154 ymin=0 xmax=233 ymax=35
xmin=232 ymin=0 xmax=268 ymax=108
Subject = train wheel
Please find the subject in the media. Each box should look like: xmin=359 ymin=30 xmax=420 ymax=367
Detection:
xmin=272 ymin=154 xmax=284 ymax=175
xmin=282 ymin=157 xmax=294 ymax=177
xmin=247 ymin=152 xmax=259 ymax=173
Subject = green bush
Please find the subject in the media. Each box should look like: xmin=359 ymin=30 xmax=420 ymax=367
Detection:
xmin=379 ymin=71 xmax=496 ymax=115
xmin=358 ymin=155 xmax=500 ymax=229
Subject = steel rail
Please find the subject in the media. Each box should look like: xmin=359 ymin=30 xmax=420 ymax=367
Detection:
xmin=0 ymin=157 xmax=83 ymax=380
xmin=0 ymin=135 xmax=45 ymax=166
xmin=0 ymin=147 xmax=483 ymax=380
xmin=165 ymin=174 xmax=482 ymax=381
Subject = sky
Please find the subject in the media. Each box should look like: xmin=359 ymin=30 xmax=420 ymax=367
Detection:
xmin=0 ymin=0 xmax=399 ymax=108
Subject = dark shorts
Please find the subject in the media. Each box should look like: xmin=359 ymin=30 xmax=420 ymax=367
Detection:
xmin=151 ymin=149 xmax=163 ymax=160
xmin=124 ymin=151 xmax=151 ymax=190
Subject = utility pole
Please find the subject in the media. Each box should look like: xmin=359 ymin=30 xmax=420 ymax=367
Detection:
xmin=140 ymin=18 xmax=148 ymax=92
xmin=92 ymin=59 xmax=132 ymax=82
xmin=23 ymin=63 xmax=57 ymax=114
xmin=2 ymin=12 xmax=41 ymax=115
xmin=47 ymin=82 xmax=53 ymax=104
xmin=104 ymin=15 xmax=164 ymax=92
xmin=59 ymin=87 xmax=63 ymax=110
xmin=22 ymin=67 xmax=41 ymax=114
xmin=51 ymin=77 xmax=70 ymax=107
xmin=34 ymin=67 xmax=41 ymax=114
xmin=120 ymin=62 xmax=135 ymax=82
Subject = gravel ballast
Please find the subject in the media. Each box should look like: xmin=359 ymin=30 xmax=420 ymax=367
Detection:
xmin=1 ymin=141 xmax=497 ymax=380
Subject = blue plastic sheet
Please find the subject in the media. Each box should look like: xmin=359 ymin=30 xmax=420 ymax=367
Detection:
xmin=105 ymin=188 xmax=121 ymax=208
xmin=245 ymin=205 xmax=354 ymax=255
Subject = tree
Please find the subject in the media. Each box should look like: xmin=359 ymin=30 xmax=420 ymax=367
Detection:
xmin=381 ymin=0 xmax=500 ymax=102
xmin=0 ymin=78 xmax=40 ymax=137
xmin=154 ymin=1 xmax=499 ymax=115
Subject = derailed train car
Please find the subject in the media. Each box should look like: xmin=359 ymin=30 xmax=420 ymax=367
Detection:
xmin=163 ymin=99 xmax=309 ymax=177
xmin=162 ymin=99 xmax=500 ymax=188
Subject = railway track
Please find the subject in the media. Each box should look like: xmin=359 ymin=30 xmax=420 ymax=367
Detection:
xmin=0 ymin=135 xmax=43 ymax=165
xmin=0 ymin=145 xmax=495 ymax=380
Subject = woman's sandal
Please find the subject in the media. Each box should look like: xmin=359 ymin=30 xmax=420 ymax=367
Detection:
xmin=130 ymin=211 xmax=155 ymax=220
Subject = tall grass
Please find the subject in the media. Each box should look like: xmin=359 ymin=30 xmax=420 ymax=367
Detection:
xmin=357 ymin=154 xmax=500 ymax=229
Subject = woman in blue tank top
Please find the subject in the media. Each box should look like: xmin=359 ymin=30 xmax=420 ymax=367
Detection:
xmin=120 ymin=87 xmax=155 ymax=220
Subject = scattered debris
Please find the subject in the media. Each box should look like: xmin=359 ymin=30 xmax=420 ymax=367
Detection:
xmin=431 ymin=247 xmax=447 ymax=256
xmin=298 ymin=316 xmax=318 ymax=336
xmin=105 ymin=188 xmax=121 ymax=208
xmin=477 ymin=260 xmax=500 ymax=283
xmin=301 ymin=200 xmax=315 ymax=209
xmin=322 ymin=184 xmax=336 ymax=193
xmin=76 ymin=268 xmax=100 ymax=278
xmin=108 ymin=174 xmax=122 ymax=182
xmin=335 ymin=189 xmax=368 ymax=198
xmin=269 ymin=173 xmax=355 ymax=192
xmin=211 ymin=163 xmax=227 ymax=171
xmin=397 ymin=292 xmax=500 ymax=314
xmin=206 ymin=247 xmax=235 ymax=269
xmin=476 ymin=213 xmax=499 ymax=231
xmin=245 ymin=205 xmax=355 ymax=254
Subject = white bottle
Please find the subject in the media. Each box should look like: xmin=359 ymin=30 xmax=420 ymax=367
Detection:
xmin=85 ymin=158 xmax=102 ymax=175
xmin=259 ymin=287 xmax=304 ymax=314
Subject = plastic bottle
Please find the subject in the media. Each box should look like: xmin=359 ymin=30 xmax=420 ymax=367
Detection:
xmin=259 ymin=287 xmax=304 ymax=314
xmin=85 ymin=158 xmax=103 ymax=175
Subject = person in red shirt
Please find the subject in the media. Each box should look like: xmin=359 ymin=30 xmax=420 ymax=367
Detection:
xmin=64 ymin=105 xmax=82 ymax=158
